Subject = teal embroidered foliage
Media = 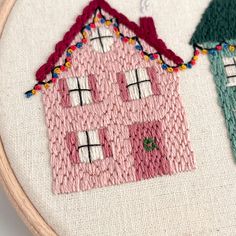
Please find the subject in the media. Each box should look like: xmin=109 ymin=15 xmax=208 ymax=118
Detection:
xmin=207 ymin=42 xmax=236 ymax=160
xmin=190 ymin=0 xmax=236 ymax=45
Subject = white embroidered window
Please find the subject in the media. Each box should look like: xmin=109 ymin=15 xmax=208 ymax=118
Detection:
xmin=125 ymin=68 xmax=153 ymax=100
xmin=90 ymin=27 xmax=114 ymax=53
xmin=223 ymin=57 xmax=236 ymax=87
xmin=77 ymin=130 xmax=104 ymax=163
xmin=67 ymin=76 xmax=92 ymax=106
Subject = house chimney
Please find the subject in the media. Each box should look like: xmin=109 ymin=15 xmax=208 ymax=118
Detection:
xmin=139 ymin=17 xmax=158 ymax=41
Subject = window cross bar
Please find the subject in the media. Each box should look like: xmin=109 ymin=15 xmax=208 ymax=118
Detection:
xmin=90 ymin=35 xmax=113 ymax=41
xmin=224 ymin=64 xmax=236 ymax=68
xmin=126 ymin=79 xmax=151 ymax=88
xmin=97 ymin=27 xmax=105 ymax=53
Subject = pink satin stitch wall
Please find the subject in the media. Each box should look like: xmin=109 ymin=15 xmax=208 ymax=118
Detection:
xmin=42 ymin=12 xmax=195 ymax=194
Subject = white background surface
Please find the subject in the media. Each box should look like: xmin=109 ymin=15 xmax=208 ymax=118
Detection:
xmin=0 ymin=1 xmax=31 ymax=235
xmin=0 ymin=187 xmax=31 ymax=236
xmin=1 ymin=0 xmax=236 ymax=235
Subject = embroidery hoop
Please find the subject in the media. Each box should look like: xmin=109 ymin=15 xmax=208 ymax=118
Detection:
xmin=0 ymin=0 xmax=56 ymax=235
xmin=0 ymin=0 xmax=235 ymax=234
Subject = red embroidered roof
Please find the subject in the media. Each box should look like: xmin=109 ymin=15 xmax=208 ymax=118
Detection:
xmin=35 ymin=0 xmax=183 ymax=82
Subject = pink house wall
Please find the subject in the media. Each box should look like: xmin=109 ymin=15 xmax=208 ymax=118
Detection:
xmin=42 ymin=22 xmax=195 ymax=194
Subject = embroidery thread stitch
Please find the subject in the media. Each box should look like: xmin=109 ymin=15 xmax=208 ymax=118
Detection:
xmin=140 ymin=0 xmax=151 ymax=14
xmin=28 ymin=0 xmax=195 ymax=194
xmin=143 ymin=138 xmax=158 ymax=152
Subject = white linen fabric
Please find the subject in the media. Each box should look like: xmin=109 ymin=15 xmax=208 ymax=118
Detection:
xmin=0 ymin=0 xmax=236 ymax=235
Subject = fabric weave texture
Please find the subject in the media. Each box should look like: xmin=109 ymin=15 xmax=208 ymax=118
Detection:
xmin=41 ymin=5 xmax=195 ymax=193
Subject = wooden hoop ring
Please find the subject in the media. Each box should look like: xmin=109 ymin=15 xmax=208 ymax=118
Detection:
xmin=0 ymin=1 xmax=57 ymax=235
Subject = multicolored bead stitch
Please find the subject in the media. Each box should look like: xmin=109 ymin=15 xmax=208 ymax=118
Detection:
xmin=24 ymin=6 xmax=236 ymax=98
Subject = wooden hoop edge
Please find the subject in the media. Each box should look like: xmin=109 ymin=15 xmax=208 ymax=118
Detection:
xmin=0 ymin=139 xmax=57 ymax=236
xmin=0 ymin=0 xmax=15 ymax=37
xmin=0 ymin=1 xmax=57 ymax=235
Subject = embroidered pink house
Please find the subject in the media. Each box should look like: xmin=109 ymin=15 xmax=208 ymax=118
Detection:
xmin=36 ymin=0 xmax=195 ymax=194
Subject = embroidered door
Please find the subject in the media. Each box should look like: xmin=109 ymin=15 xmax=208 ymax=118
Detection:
xmin=128 ymin=120 xmax=170 ymax=180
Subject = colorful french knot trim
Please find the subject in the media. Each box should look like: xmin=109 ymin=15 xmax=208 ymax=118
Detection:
xmin=25 ymin=8 xmax=236 ymax=98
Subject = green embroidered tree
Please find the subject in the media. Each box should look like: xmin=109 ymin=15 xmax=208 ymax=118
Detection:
xmin=191 ymin=0 xmax=236 ymax=161
xmin=190 ymin=0 xmax=236 ymax=45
